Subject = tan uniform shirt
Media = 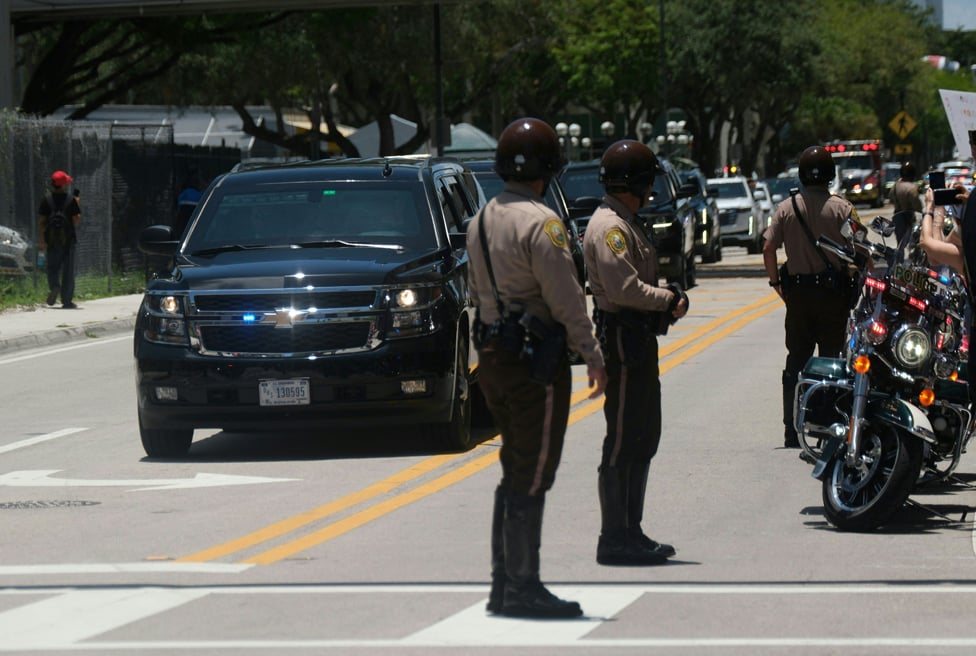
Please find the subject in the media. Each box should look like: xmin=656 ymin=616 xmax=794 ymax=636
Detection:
xmin=890 ymin=179 xmax=922 ymax=214
xmin=583 ymin=195 xmax=674 ymax=313
xmin=763 ymin=186 xmax=857 ymax=275
xmin=467 ymin=181 xmax=604 ymax=371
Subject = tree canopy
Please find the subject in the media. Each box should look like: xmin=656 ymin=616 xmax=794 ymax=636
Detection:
xmin=12 ymin=0 xmax=976 ymax=174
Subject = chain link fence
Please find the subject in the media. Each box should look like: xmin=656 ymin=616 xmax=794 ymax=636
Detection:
xmin=1 ymin=112 xmax=244 ymax=299
xmin=0 ymin=114 xmax=114 ymax=296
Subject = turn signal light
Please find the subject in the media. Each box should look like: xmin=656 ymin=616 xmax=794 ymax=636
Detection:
xmin=919 ymin=388 xmax=935 ymax=407
xmin=951 ymin=370 xmax=959 ymax=382
xmin=853 ymin=355 xmax=871 ymax=374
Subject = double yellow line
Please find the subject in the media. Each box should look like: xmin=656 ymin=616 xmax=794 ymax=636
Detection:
xmin=177 ymin=293 xmax=780 ymax=566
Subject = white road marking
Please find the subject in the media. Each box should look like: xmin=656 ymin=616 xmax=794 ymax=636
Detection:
xmin=0 ymin=469 xmax=299 ymax=491
xmin=4 ymin=583 xmax=976 ymax=651
xmin=0 ymin=563 xmax=251 ymax=575
xmin=0 ymin=428 xmax=88 ymax=454
xmin=402 ymin=585 xmax=643 ymax=646
xmin=0 ymin=587 xmax=210 ymax=650
xmin=0 ymin=334 xmax=131 ymax=365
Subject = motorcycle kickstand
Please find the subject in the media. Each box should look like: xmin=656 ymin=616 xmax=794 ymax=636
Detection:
xmin=902 ymin=498 xmax=961 ymax=523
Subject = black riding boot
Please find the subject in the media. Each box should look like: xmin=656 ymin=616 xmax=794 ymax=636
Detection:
xmin=486 ymin=485 xmax=506 ymax=614
xmin=783 ymin=369 xmax=799 ymax=448
xmin=597 ymin=466 xmax=667 ymax=565
xmin=627 ymin=462 xmax=675 ymax=559
xmin=501 ymin=493 xmax=582 ymax=618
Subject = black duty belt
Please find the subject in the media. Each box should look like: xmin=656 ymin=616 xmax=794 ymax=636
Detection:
xmin=784 ymin=270 xmax=852 ymax=290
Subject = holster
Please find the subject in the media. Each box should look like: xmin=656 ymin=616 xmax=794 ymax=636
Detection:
xmin=595 ymin=308 xmax=663 ymax=367
xmin=475 ymin=308 xmax=566 ymax=385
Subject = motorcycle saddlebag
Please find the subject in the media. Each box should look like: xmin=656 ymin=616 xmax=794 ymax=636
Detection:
xmin=795 ymin=357 xmax=850 ymax=436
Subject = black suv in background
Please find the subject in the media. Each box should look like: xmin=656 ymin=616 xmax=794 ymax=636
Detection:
xmin=560 ymin=158 xmax=696 ymax=289
xmin=638 ymin=158 xmax=697 ymax=289
xmin=678 ymin=168 xmax=722 ymax=264
xmin=464 ymin=158 xmax=586 ymax=289
xmin=134 ymin=157 xmax=483 ymax=457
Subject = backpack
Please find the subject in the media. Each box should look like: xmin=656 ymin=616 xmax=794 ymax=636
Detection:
xmin=45 ymin=192 xmax=71 ymax=246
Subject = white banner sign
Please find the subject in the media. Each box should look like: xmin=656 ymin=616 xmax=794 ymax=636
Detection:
xmin=939 ymin=89 xmax=976 ymax=158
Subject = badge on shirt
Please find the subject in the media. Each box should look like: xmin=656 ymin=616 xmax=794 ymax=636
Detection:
xmin=606 ymin=228 xmax=627 ymax=254
xmin=543 ymin=218 xmax=568 ymax=248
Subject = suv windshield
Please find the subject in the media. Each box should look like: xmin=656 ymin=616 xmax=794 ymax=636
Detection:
xmin=185 ymin=181 xmax=435 ymax=253
xmin=711 ymin=181 xmax=748 ymax=198
xmin=560 ymin=166 xmax=604 ymax=200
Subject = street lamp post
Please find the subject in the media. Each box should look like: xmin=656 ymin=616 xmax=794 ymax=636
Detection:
xmin=656 ymin=119 xmax=692 ymax=158
xmin=555 ymin=121 xmax=582 ymax=162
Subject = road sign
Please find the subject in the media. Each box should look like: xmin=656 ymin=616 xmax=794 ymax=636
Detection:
xmin=889 ymin=111 xmax=917 ymax=140
xmin=894 ymin=143 xmax=913 ymax=155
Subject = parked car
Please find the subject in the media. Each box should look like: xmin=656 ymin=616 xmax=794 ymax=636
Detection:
xmin=0 ymin=224 xmax=36 ymax=276
xmin=752 ymin=180 xmax=775 ymax=236
xmin=707 ymin=175 xmax=764 ymax=253
xmin=638 ymin=158 xmax=697 ymax=289
xmin=678 ymin=169 xmax=721 ymax=264
xmin=134 ymin=156 xmax=484 ymax=457
xmin=463 ymin=158 xmax=585 ymax=289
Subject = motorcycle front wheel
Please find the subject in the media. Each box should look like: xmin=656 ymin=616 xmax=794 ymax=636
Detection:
xmin=821 ymin=424 xmax=923 ymax=531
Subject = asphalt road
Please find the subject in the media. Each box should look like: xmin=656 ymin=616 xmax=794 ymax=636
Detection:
xmin=4 ymin=237 xmax=976 ymax=654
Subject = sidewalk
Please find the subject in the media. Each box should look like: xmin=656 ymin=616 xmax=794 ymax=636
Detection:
xmin=0 ymin=294 xmax=145 ymax=355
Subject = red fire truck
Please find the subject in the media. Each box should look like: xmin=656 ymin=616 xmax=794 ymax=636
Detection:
xmin=823 ymin=139 xmax=884 ymax=208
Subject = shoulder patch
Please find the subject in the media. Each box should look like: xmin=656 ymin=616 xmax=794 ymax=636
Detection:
xmin=543 ymin=218 xmax=568 ymax=248
xmin=849 ymin=206 xmax=861 ymax=223
xmin=606 ymin=228 xmax=627 ymax=255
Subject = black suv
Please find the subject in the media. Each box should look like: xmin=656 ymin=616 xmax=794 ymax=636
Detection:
xmin=637 ymin=158 xmax=697 ymax=289
xmin=560 ymin=158 xmax=696 ymax=289
xmin=135 ymin=157 xmax=484 ymax=457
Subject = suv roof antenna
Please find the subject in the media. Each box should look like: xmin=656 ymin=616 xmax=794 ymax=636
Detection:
xmin=383 ymin=160 xmax=393 ymax=177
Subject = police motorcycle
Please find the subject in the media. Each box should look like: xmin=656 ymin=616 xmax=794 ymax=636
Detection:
xmin=794 ymin=213 xmax=973 ymax=531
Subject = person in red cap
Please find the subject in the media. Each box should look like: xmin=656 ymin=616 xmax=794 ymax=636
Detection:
xmin=38 ymin=170 xmax=82 ymax=308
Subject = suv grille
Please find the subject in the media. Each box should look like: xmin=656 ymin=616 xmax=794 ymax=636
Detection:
xmin=199 ymin=322 xmax=372 ymax=355
xmin=719 ymin=209 xmax=739 ymax=226
xmin=193 ymin=291 xmax=376 ymax=312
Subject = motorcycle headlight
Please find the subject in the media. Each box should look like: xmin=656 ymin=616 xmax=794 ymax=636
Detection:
xmin=892 ymin=326 xmax=931 ymax=371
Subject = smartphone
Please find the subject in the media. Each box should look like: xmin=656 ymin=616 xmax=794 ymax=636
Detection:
xmin=929 ymin=171 xmax=946 ymax=189
xmin=934 ymin=187 xmax=960 ymax=205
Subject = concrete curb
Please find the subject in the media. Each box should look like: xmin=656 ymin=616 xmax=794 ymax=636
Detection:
xmin=0 ymin=318 xmax=136 ymax=355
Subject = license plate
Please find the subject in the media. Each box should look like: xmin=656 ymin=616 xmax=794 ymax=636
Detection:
xmin=259 ymin=379 xmax=310 ymax=406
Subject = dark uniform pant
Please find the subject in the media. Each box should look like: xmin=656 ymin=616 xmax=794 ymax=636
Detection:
xmin=601 ymin=327 xmax=661 ymax=469
xmin=46 ymin=244 xmax=76 ymax=305
xmin=477 ymin=348 xmax=572 ymax=496
xmin=782 ymin=285 xmax=850 ymax=436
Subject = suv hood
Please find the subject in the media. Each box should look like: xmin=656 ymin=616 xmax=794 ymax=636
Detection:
xmin=714 ymin=197 xmax=753 ymax=211
xmin=169 ymin=245 xmax=451 ymax=290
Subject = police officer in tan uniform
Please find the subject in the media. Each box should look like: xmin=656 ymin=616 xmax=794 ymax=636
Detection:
xmin=583 ymin=140 xmax=688 ymax=567
xmin=468 ymin=117 xmax=607 ymax=619
xmin=890 ymin=161 xmax=922 ymax=244
xmin=763 ymin=145 xmax=859 ymax=448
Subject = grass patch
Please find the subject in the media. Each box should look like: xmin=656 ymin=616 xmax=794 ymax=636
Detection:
xmin=0 ymin=271 xmax=146 ymax=312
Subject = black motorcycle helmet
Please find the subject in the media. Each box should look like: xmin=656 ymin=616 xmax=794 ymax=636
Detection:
xmin=494 ymin=118 xmax=563 ymax=182
xmin=798 ymin=146 xmax=836 ymax=186
xmin=599 ymin=139 xmax=662 ymax=197
xmin=899 ymin=161 xmax=917 ymax=181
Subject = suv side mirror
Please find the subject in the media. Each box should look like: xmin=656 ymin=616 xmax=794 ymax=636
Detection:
xmin=568 ymin=196 xmax=602 ymax=220
xmin=676 ymin=182 xmax=697 ymax=199
xmin=139 ymin=224 xmax=180 ymax=256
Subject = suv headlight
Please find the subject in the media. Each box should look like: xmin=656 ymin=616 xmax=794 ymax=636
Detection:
xmin=386 ymin=285 xmax=442 ymax=338
xmin=143 ymin=293 xmax=189 ymax=345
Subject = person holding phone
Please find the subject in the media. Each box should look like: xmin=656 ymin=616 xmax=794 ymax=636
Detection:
xmin=919 ymin=131 xmax=976 ymax=275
